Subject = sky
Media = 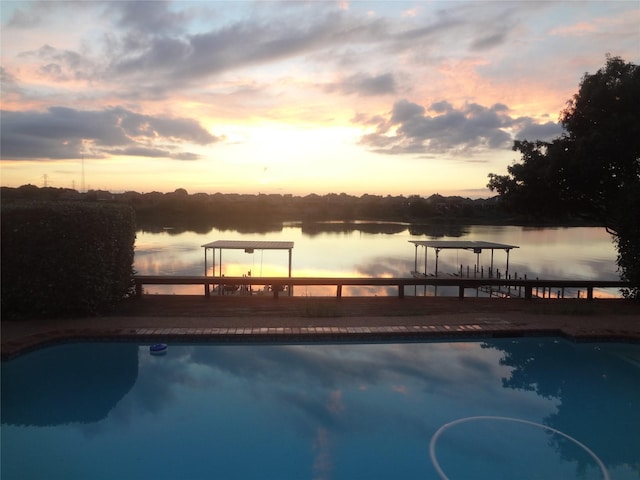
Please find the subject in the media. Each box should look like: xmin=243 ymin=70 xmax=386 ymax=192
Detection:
xmin=1 ymin=1 xmax=638 ymax=198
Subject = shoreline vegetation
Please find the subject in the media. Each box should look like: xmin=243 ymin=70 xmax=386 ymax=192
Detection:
xmin=0 ymin=185 xmax=604 ymax=234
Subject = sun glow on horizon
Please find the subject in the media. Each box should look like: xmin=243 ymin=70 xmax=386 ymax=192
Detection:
xmin=1 ymin=1 xmax=638 ymax=197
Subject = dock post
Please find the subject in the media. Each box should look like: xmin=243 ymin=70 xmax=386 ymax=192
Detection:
xmin=525 ymin=285 xmax=532 ymax=300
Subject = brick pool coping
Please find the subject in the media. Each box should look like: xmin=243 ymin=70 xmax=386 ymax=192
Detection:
xmin=2 ymin=296 xmax=639 ymax=359
xmin=0 ymin=324 xmax=558 ymax=360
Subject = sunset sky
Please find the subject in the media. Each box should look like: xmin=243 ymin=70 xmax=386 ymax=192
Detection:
xmin=1 ymin=1 xmax=638 ymax=197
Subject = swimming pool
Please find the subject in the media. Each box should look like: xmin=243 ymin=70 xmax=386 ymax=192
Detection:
xmin=2 ymin=339 xmax=639 ymax=479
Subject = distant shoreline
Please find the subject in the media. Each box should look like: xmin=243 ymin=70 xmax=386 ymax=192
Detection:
xmin=1 ymin=185 xmax=606 ymax=233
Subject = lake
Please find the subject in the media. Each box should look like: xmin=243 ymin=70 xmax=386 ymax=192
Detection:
xmin=133 ymin=223 xmax=621 ymax=297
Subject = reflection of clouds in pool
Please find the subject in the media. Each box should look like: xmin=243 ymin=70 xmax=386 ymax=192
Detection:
xmin=6 ymin=340 xmax=637 ymax=479
xmin=67 ymin=341 xmax=559 ymax=470
xmin=130 ymin=344 xmax=552 ymax=440
xmin=429 ymin=416 xmax=610 ymax=480
xmin=189 ymin=343 xmax=504 ymax=395
xmin=85 ymin=342 xmax=557 ymax=444
xmin=134 ymin=344 xmax=550 ymax=415
xmin=312 ymin=427 xmax=333 ymax=480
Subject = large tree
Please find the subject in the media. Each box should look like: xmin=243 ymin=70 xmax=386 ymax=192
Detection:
xmin=488 ymin=56 xmax=640 ymax=298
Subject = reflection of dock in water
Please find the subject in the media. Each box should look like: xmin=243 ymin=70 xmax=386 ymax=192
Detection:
xmin=411 ymin=270 xmax=530 ymax=298
xmin=478 ymin=284 xmax=525 ymax=298
xmin=412 ymin=267 xmax=593 ymax=299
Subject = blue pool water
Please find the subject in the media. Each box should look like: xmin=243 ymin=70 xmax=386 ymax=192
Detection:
xmin=2 ymin=339 xmax=639 ymax=480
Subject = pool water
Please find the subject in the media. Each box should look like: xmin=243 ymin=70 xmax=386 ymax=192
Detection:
xmin=2 ymin=339 xmax=639 ymax=480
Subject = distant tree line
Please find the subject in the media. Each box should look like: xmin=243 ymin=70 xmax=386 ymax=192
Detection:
xmin=0 ymin=185 xmax=601 ymax=234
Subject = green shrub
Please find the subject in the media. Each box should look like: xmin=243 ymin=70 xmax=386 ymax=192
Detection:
xmin=1 ymin=201 xmax=136 ymax=319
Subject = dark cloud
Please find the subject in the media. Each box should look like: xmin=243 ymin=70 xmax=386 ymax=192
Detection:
xmin=18 ymin=44 xmax=99 ymax=82
xmin=0 ymin=66 xmax=22 ymax=99
xmin=470 ymin=31 xmax=507 ymax=51
xmin=395 ymin=10 xmax=464 ymax=43
xmin=0 ymin=66 xmax=17 ymax=84
xmin=0 ymin=106 xmax=220 ymax=161
xmin=111 ymin=0 xmax=188 ymax=35
xmin=104 ymin=8 xmax=387 ymax=91
xmin=170 ymin=152 xmax=200 ymax=161
xmin=389 ymin=1 xmax=540 ymax=55
xmin=357 ymin=99 xmax=560 ymax=156
xmin=327 ymin=73 xmax=396 ymax=96
xmin=108 ymin=146 xmax=170 ymax=158
xmin=5 ymin=1 xmax=64 ymax=28
xmin=6 ymin=2 xmax=536 ymax=101
xmin=391 ymin=99 xmax=426 ymax=124
xmin=514 ymin=119 xmax=564 ymax=142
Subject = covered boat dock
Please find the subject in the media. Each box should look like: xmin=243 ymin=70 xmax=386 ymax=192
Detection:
xmin=409 ymin=240 xmax=519 ymax=278
xmin=201 ymin=240 xmax=294 ymax=295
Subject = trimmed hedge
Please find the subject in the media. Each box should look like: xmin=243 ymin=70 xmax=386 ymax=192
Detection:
xmin=1 ymin=201 xmax=136 ymax=319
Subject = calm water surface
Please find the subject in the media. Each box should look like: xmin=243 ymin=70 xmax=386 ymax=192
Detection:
xmin=2 ymin=339 xmax=638 ymax=480
xmin=133 ymin=224 xmax=620 ymax=296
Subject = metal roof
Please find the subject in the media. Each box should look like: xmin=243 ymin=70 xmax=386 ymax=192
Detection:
xmin=202 ymin=240 xmax=294 ymax=250
xmin=409 ymin=240 xmax=518 ymax=250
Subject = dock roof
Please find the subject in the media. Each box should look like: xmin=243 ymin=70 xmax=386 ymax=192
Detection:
xmin=409 ymin=240 xmax=518 ymax=251
xmin=202 ymin=240 xmax=295 ymax=284
xmin=202 ymin=240 xmax=294 ymax=250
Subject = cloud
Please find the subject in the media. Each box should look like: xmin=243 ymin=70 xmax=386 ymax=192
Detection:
xmin=107 ymin=9 xmax=387 ymax=91
xmin=5 ymin=1 xmax=67 ymax=28
xmin=7 ymin=3 xmax=387 ymax=99
xmin=13 ymin=43 xmax=102 ymax=87
xmin=0 ymin=66 xmax=22 ymax=99
xmin=356 ymin=99 xmax=562 ymax=156
xmin=1 ymin=0 xmax=636 ymax=197
xmin=110 ymin=0 xmax=188 ymax=35
xmin=470 ymin=31 xmax=508 ymax=50
xmin=0 ymin=106 xmax=220 ymax=160
xmin=514 ymin=119 xmax=564 ymax=141
xmin=326 ymin=72 xmax=396 ymax=96
xmin=2 ymin=2 xmax=574 ymax=107
xmin=390 ymin=1 xmax=541 ymax=54
xmin=312 ymin=427 xmax=333 ymax=480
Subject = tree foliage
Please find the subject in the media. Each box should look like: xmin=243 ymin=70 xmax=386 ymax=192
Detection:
xmin=488 ymin=56 xmax=640 ymax=297
xmin=1 ymin=202 xmax=136 ymax=319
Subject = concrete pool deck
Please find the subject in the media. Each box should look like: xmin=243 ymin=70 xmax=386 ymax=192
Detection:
xmin=1 ymin=296 xmax=639 ymax=359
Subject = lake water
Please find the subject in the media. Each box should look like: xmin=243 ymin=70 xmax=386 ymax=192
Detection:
xmin=2 ymin=339 xmax=639 ymax=480
xmin=133 ymin=224 xmax=621 ymax=297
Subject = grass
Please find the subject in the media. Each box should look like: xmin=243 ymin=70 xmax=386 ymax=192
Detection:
xmin=296 ymin=295 xmax=340 ymax=317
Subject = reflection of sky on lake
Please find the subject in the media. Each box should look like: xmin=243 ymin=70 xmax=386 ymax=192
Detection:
xmin=134 ymin=225 xmax=620 ymax=296
xmin=2 ymin=340 xmax=638 ymax=480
